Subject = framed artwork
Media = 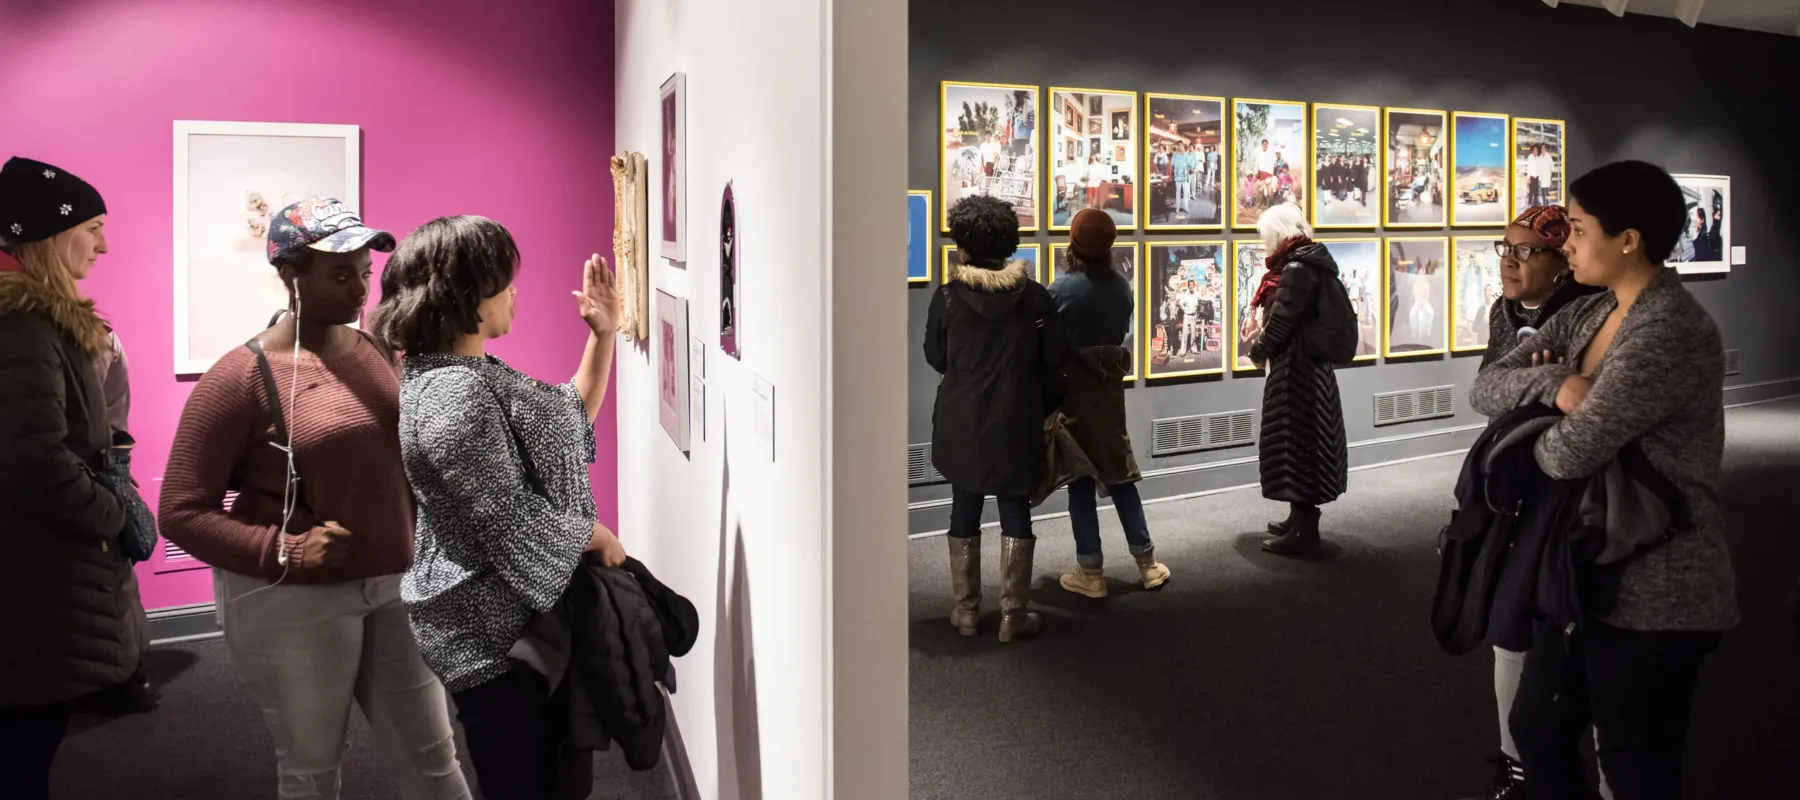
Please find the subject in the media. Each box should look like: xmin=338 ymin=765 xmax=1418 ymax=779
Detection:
xmin=1229 ymin=241 xmax=1270 ymax=370
xmin=941 ymin=243 xmax=1042 ymax=284
xmin=1384 ymin=237 xmax=1450 ymax=357
xmin=1451 ymin=112 xmax=1510 ymax=227
xmin=1670 ymin=173 xmax=1731 ymax=274
xmin=1383 ymin=108 xmax=1448 ymax=228
xmin=1048 ymin=88 xmax=1138 ymax=231
xmin=907 ymin=190 xmax=932 ymax=284
xmin=660 ymin=72 xmax=687 ymax=262
xmin=940 ymin=81 xmax=1040 ymax=231
xmin=610 ymin=151 xmax=652 ymax=342
xmin=1144 ymin=241 xmax=1228 ymax=379
xmin=172 ymin=120 xmax=359 ymax=375
xmin=1088 ymin=118 xmax=1102 ymax=136
xmin=720 ymin=182 xmax=741 ymax=359
xmin=1052 ymin=242 xmax=1141 ymax=382
xmin=1143 ymin=93 xmax=1225 ymax=230
xmin=1311 ymin=104 xmax=1381 ymax=229
xmin=1321 ymin=238 xmax=1383 ymax=362
xmin=1230 ymin=98 xmax=1308 ymax=229
xmin=655 ymin=289 xmax=692 ymax=453
xmin=1511 ymin=117 xmax=1566 ymax=216
xmin=1452 ymin=236 xmax=1504 ymax=352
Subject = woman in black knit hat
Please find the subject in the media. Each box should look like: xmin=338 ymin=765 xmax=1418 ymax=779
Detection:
xmin=0 ymin=156 xmax=150 ymax=800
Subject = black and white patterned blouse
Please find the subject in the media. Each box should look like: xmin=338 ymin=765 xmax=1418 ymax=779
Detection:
xmin=398 ymin=352 xmax=597 ymax=693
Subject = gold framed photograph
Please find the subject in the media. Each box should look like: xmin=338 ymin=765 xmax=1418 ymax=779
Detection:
xmin=1051 ymin=242 xmax=1142 ymax=382
xmin=1143 ymin=93 xmax=1225 ymax=230
xmin=1229 ymin=240 xmax=1271 ymax=371
xmin=1230 ymin=98 xmax=1309 ymax=230
xmin=1048 ymin=87 xmax=1138 ymax=231
xmin=1319 ymin=238 xmax=1384 ymax=362
xmin=1384 ymin=236 xmax=1451 ymax=358
xmin=940 ymin=81 xmax=1040 ymax=232
xmin=941 ymin=243 xmax=1042 ymax=284
xmin=1383 ymin=108 xmax=1448 ymax=229
xmin=1451 ymin=236 xmax=1505 ymax=352
xmin=1451 ymin=112 xmax=1510 ymax=227
xmin=1142 ymin=241 xmax=1228 ymax=379
xmin=1311 ymin=104 xmax=1381 ymax=229
xmin=1511 ymin=117 xmax=1566 ymax=217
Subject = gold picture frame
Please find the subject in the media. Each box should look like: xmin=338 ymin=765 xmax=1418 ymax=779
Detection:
xmin=1318 ymin=237 xmax=1385 ymax=362
xmin=1382 ymin=108 xmax=1449 ymax=229
xmin=1451 ymin=235 xmax=1505 ymax=353
xmin=1383 ymin=236 xmax=1451 ymax=358
xmin=1143 ymin=240 xmax=1229 ymax=380
xmin=1047 ymin=87 xmax=1139 ymax=232
xmin=1228 ymin=240 xmax=1270 ymax=371
xmin=1051 ymin=242 xmax=1142 ymax=382
xmin=940 ymin=80 xmax=1041 ymax=233
xmin=1143 ymin=93 xmax=1226 ymax=232
xmin=1310 ymin=103 xmax=1382 ymax=230
xmin=1229 ymin=97 xmax=1310 ymax=231
xmin=1450 ymin=112 xmax=1511 ymax=228
xmin=1510 ymin=116 xmax=1567 ymax=218
xmin=941 ymin=243 xmax=1042 ymax=284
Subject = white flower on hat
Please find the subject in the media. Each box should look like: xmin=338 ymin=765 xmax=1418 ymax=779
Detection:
xmin=60 ymin=204 xmax=72 ymax=216
xmin=43 ymin=170 xmax=56 ymax=179
xmin=8 ymin=223 xmax=20 ymax=235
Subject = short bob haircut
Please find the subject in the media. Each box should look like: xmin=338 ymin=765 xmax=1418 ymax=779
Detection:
xmin=946 ymin=195 xmax=1020 ymax=267
xmin=1257 ymin=201 xmax=1312 ymax=252
xmin=368 ymin=215 xmax=519 ymax=354
xmin=1568 ymin=160 xmax=1687 ymax=264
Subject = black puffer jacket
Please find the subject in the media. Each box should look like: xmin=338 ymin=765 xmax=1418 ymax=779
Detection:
xmin=924 ymin=259 xmax=1068 ymax=497
xmin=566 ymin=555 xmax=697 ymax=770
xmin=1250 ymin=243 xmax=1349 ymax=506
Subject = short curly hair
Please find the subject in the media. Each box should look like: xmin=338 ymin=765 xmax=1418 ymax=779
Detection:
xmin=368 ymin=215 xmax=519 ymax=354
xmin=946 ymin=195 xmax=1020 ymax=266
xmin=1568 ymin=161 xmax=1687 ymax=263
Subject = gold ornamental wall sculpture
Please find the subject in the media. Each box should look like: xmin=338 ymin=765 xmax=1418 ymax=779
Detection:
xmin=610 ymin=151 xmax=651 ymax=342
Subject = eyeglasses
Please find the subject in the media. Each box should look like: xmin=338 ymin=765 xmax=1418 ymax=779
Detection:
xmin=1493 ymin=241 xmax=1563 ymax=261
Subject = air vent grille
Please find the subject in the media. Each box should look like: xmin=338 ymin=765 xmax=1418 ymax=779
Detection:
xmin=164 ymin=541 xmax=195 ymax=564
xmin=1374 ymin=385 xmax=1457 ymax=427
xmin=1724 ymin=349 xmax=1741 ymax=377
xmin=907 ymin=443 xmax=944 ymax=486
xmin=1150 ymin=409 xmax=1257 ymax=457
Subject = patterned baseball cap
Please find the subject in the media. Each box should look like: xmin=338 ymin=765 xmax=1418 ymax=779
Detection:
xmin=1511 ymin=205 xmax=1570 ymax=249
xmin=266 ymin=197 xmax=395 ymax=265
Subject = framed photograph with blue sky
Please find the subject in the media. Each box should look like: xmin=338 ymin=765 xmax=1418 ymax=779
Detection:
xmin=1451 ymin=112 xmax=1510 ymax=227
xmin=907 ymin=190 xmax=931 ymax=283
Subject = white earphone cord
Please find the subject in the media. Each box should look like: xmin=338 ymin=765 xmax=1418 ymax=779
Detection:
xmin=230 ymin=293 xmax=305 ymax=603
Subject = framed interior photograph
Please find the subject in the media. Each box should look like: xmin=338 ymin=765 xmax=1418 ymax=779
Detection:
xmin=172 ymin=120 xmax=360 ymax=375
xmin=1230 ymin=98 xmax=1308 ymax=230
xmin=1451 ymin=112 xmax=1510 ymax=227
xmin=1230 ymin=240 xmax=1271 ymax=370
xmin=1511 ymin=117 xmax=1566 ymax=216
xmin=941 ymin=243 xmax=1041 ymax=284
xmin=907 ymin=190 xmax=932 ymax=284
xmin=1452 ymin=236 xmax=1505 ymax=352
xmin=655 ymin=289 xmax=692 ymax=453
xmin=1383 ymin=108 xmax=1448 ymax=229
xmin=1143 ymin=93 xmax=1225 ymax=230
xmin=720 ymin=182 xmax=741 ymax=359
xmin=1321 ymin=238 xmax=1383 ymax=362
xmin=1143 ymin=241 xmax=1228 ymax=379
xmin=1311 ymin=104 xmax=1381 ymax=229
xmin=1051 ymin=242 xmax=1140 ymax=382
xmin=1048 ymin=87 xmax=1138 ymax=231
xmin=1384 ymin=237 xmax=1450 ymax=357
xmin=660 ymin=72 xmax=687 ymax=262
xmin=1669 ymin=173 xmax=1731 ymax=274
xmin=941 ymin=81 xmax=1040 ymax=231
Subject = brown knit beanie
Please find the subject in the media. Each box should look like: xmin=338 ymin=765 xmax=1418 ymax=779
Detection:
xmin=1068 ymin=208 xmax=1117 ymax=261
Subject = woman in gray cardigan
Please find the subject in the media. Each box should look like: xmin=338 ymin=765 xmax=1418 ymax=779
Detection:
xmin=1469 ymin=161 xmax=1737 ymax=800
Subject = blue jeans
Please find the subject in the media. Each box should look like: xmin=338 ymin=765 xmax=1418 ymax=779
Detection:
xmin=1068 ymin=478 xmax=1154 ymax=568
xmin=948 ymin=488 xmax=1033 ymax=540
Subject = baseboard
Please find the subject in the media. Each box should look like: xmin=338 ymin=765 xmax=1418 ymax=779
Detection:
xmin=149 ymin=602 xmax=221 ymax=646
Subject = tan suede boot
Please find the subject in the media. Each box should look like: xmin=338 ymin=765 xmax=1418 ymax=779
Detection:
xmin=947 ymin=536 xmax=981 ymax=636
xmin=1136 ymin=551 xmax=1171 ymax=590
xmin=1059 ymin=564 xmax=1107 ymax=598
xmin=998 ymin=537 xmax=1041 ymax=643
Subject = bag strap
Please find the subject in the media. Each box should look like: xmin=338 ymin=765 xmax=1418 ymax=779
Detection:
xmin=244 ymin=337 xmax=316 ymax=517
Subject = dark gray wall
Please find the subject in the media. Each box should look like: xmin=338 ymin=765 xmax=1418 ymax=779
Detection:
xmin=907 ymin=0 xmax=1800 ymax=532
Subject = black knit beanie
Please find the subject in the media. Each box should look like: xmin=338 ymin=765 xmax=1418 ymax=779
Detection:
xmin=0 ymin=157 xmax=108 ymax=245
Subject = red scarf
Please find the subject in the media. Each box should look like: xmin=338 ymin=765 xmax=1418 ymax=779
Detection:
xmin=1252 ymin=236 xmax=1311 ymax=310
xmin=0 ymin=251 xmax=23 ymax=272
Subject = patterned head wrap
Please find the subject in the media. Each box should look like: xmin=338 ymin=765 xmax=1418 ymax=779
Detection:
xmin=1511 ymin=205 xmax=1570 ymax=248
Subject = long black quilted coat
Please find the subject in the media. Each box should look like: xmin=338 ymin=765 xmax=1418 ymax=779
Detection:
xmin=1249 ymin=243 xmax=1349 ymax=506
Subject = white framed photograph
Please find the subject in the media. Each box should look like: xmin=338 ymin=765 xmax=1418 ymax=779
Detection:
xmin=656 ymin=289 xmax=692 ymax=453
xmin=172 ymin=120 xmax=360 ymax=375
xmin=661 ymin=72 xmax=688 ymax=263
xmin=1669 ymin=173 xmax=1730 ymax=274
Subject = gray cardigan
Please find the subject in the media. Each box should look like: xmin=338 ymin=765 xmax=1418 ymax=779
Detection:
xmin=1470 ymin=268 xmax=1739 ymax=633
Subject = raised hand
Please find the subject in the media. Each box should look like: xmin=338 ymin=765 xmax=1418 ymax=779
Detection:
xmin=573 ymin=253 xmax=623 ymax=336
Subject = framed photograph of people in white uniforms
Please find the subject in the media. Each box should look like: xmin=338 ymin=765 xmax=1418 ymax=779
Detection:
xmin=1384 ymin=237 xmax=1450 ymax=358
xmin=1311 ymin=104 xmax=1381 ymax=229
xmin=1048 ymin=88 xmax=1138 ymax=231
xmin=941 ymin=81 xmax=1040 ymax=232
xmin=1052 ymin=242 xmax=1141 ymax=383
xmin=1144 ymin=242 xmax=1227 ymax=379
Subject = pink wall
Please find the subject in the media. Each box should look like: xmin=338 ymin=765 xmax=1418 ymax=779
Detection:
xmin=0 ymin=0 xmax=617 ymax=610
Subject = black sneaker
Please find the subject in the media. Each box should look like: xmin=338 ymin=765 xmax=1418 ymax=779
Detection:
xmin=1486 ymin=752 xmax=1527 ymax=799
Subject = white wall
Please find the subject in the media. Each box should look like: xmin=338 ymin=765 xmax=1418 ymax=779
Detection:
xmin=614 ymin=1 xmax=907 ymax=798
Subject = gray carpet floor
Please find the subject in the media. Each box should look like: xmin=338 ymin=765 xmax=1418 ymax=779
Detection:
xmin=908 ymin=398 xmax=1800 ymax=799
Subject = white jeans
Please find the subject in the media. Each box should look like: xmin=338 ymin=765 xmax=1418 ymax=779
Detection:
xmin=217 ymin=570 xmax=472 ymax=800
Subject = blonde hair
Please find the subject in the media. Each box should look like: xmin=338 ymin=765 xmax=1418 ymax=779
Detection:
xmin=0 ymin=236 xmax=110 ymax=354
xmin=1257 ymin=202 xmax=1312 ymax=252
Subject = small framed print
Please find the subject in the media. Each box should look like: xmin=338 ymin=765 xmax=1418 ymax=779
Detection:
xmin=1669 ymin=173 xmax=1731 ymax=274
xmin=660 ymin=72 xmax=688 ymax=262
xmin=656 ymin=289 xmax=691 ymax=453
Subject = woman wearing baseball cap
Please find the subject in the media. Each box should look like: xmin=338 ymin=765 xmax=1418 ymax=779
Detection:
xmin=159 ymin=198 xmax=472 ymax=799
xmin=0 ymin=156 xmax=149 ymax=799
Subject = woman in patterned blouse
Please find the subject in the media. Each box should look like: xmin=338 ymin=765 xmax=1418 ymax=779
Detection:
xmin=368 ymin=215 xmax=625 ymax=800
